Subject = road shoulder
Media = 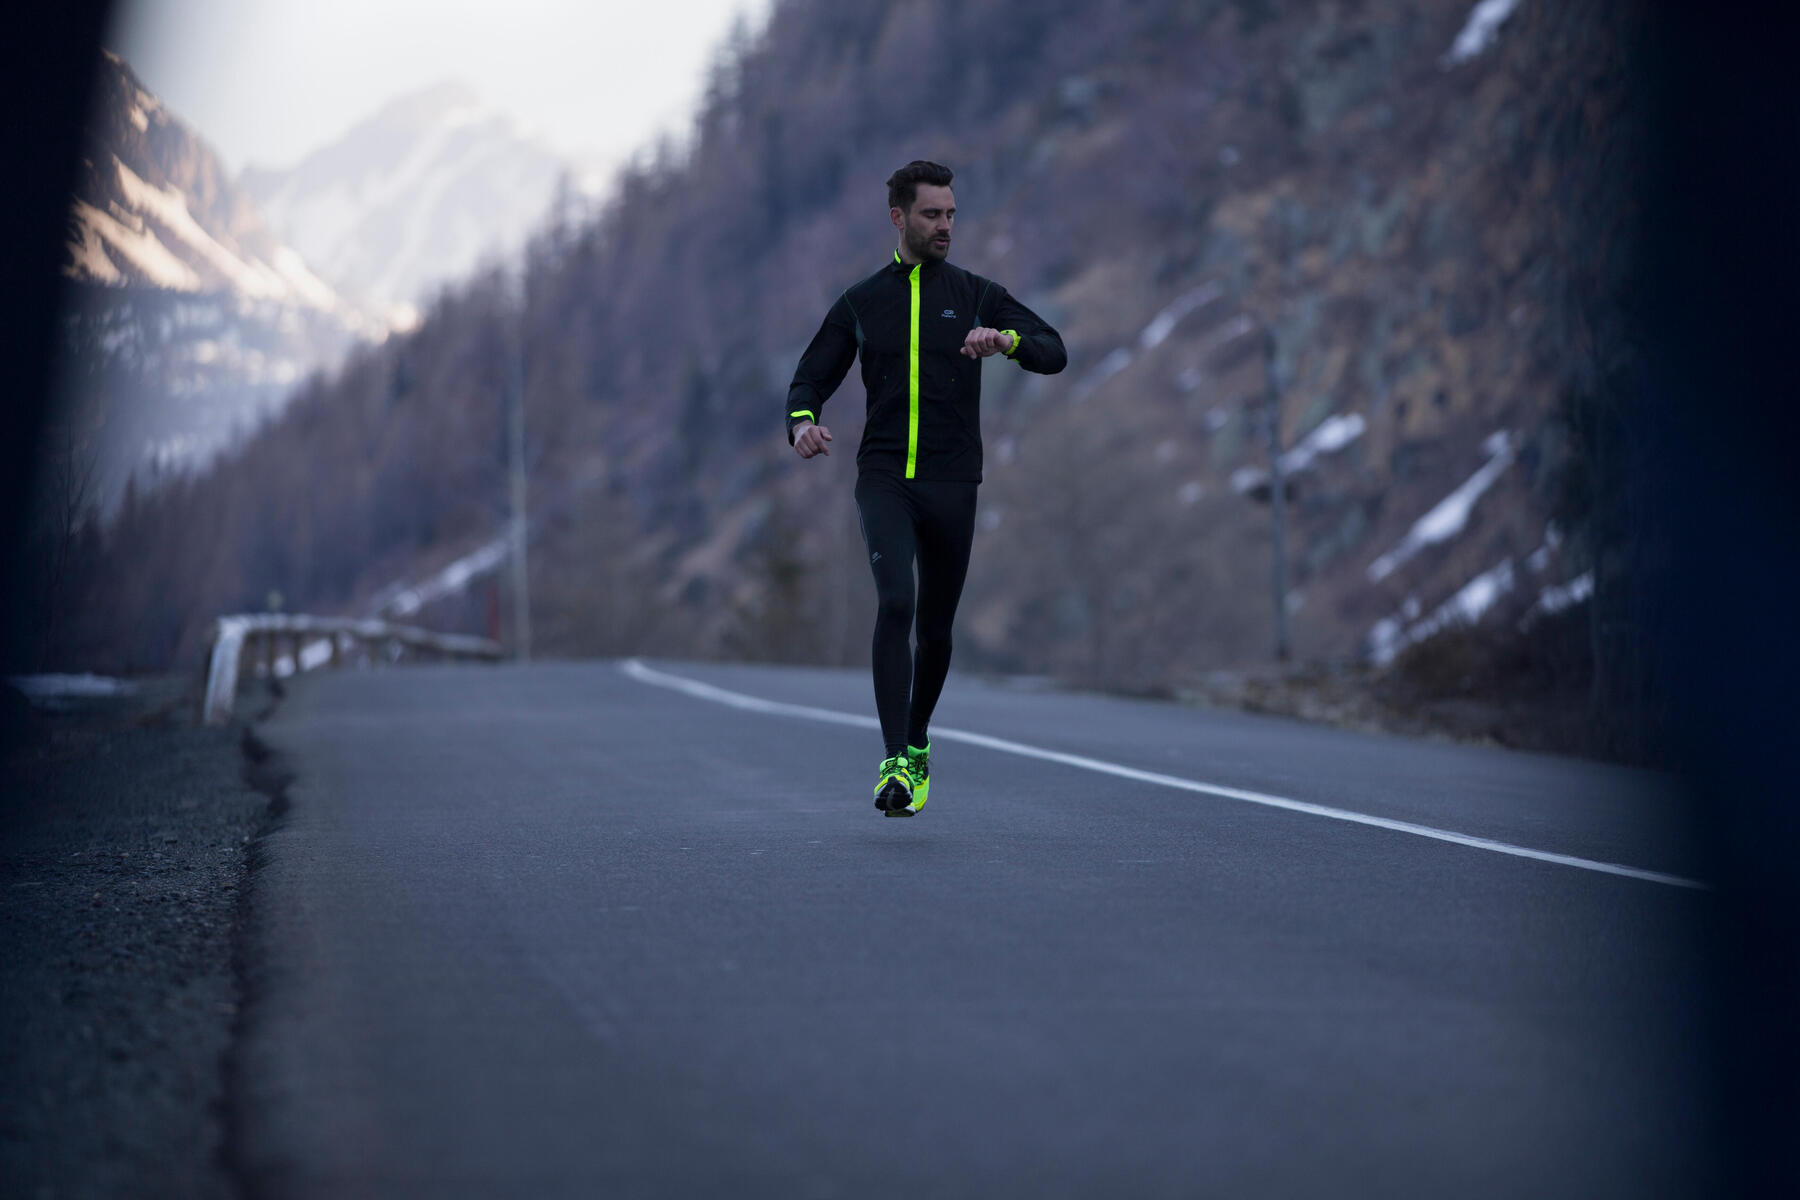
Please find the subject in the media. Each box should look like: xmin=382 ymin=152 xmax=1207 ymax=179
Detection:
xmin=0 ymin=676 xmax=276 ymax=1199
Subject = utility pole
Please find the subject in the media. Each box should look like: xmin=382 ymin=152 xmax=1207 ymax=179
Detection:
xmin=508 ymin=302 xmax=532 ymax=662
xmin=1263 ymin=329 xmax=1291 ymax=663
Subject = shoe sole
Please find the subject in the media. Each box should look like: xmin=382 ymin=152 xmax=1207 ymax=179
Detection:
xmin=874 ymin=778 xmax=911 ymax=812
xmin=884 ymin=786 xmax=926 ymax=818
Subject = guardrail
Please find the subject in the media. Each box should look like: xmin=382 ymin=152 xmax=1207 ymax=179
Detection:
xmin=202 ymin=614 xmax=502 ymax=725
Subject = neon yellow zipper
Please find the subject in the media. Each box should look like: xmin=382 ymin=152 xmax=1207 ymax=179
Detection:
xmin=907 ymin=262 xmax=920 ymax=478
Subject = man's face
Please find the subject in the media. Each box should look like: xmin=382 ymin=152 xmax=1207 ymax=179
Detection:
xmin=893 ymin=183 xmax=955 ymax=263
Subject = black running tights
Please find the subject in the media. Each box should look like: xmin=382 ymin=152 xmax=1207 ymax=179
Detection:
xmin=854 ymin=472 xmax=978 ymax=757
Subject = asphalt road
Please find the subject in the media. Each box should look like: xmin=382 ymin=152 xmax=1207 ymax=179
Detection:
xmin=233 ymin=659 xmax=1715 ymax=1198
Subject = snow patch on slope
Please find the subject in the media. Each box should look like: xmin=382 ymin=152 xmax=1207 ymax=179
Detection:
xmin=1231 ymin=412 xmax=1367 ymax=494
xmin=1520 ymin=570 xmax=1595 ymax=629
xmin=1075 ymin=347 xmax=1133 ymax=398
xmin=69 ymin=198 xmax=202 ymax=291
xmin=8 ymin=674 xmax=135 ymax=703
xmin=1139 ymin=282 xmax=1222 ymax=351
xmin=76 ymin=156 xmax=358 ymax=325
xmin=1368 ymin=558 xmax=1518 ymax=665
xmin=1442 ymin=0 xmax=1523 ymax=68
xmin=1075 ymin=281 xmax=1226 ymax=398
xmin=372 ymin=536 xmax=512 ymax=618
xmin=269 ymin=245 xmax=341 ymax=313
xmin=114 ymin=158 xmax=288 ymax=300
xmin=1366 ymin=431 xmax=1516 ymax=582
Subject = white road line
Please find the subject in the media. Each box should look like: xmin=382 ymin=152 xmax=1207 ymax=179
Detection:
xmin=620 ymin=659 xmax=1708 ymax=891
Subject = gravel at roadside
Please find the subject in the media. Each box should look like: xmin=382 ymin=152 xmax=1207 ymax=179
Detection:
xmin=0 ymin=676 xmax=272 ymax=1200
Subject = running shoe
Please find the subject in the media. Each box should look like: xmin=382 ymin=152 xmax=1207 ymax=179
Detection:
xmin=873 ymin=754 xmax=913 ymax=813
xmin=902 ymin=742 xmax=931 ymax=814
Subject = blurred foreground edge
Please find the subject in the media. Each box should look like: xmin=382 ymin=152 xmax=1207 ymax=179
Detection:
xmin=0 ymin=1 xmax=114 ymax=745
xmin=1 ymin=1 xmax=1797 ymax=1195
xmin=1643 ymin=1 xmax=1800 ymax=1194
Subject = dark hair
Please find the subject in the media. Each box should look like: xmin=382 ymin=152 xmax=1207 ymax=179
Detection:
xmin=887 ymin=160 xmax=954 ymax=212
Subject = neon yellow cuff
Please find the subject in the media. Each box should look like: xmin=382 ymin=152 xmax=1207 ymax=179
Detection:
xmin=789 ymin=410 xmax=815 ymax=423
xmin=1001 ymin=330 xmax=1021 ymax=358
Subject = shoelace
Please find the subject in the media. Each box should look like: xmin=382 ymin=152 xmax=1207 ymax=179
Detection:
xmin=881 ymin=755 xmax=909 ymax=781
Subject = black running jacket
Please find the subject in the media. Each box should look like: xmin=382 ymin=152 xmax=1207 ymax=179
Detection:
xmin=786 ymin=252 xmax=1066 ymax=482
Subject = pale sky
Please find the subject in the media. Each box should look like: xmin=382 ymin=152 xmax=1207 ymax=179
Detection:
xmin=107 ymin=0 xmax=774 ymax=175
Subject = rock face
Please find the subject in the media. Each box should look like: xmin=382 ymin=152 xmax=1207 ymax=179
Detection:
xmin=66 ymin=52 xmax=357 ymax=316
xmin=55 ymin=53 xmax=372 ymax=510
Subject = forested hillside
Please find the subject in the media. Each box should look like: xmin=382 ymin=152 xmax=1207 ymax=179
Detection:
xmin=35 ymin=0 xmax=1640 ymax=715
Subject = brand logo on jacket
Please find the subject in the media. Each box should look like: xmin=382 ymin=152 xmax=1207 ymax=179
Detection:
xmin=941 ymin=309 xmax=956 ymax=318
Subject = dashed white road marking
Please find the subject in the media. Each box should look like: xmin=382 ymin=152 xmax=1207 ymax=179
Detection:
xmin=620 ymin=659 xmax=1707 ymax=891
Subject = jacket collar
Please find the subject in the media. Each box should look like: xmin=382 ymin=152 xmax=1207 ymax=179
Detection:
xmin=891 ymin=248 xmax=941 ymax=275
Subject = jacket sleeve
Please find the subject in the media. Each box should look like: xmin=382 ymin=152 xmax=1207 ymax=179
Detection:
xmin=988 ymin=284 xmax=1067 ymax=375
xmin=785 ymin=292 xmax=859 ymax=444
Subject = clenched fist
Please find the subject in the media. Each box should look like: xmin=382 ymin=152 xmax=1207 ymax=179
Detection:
xmin=961 ymin=327 xmax=1017 ymax=358
xmin=793 ymin=421 xmax=833 ymax=459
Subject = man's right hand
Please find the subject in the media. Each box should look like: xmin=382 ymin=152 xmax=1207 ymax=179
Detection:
xmin=793 ymin=421 xmax=833 ymax=459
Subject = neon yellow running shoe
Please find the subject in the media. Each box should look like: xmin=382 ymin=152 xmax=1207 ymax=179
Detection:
xmin=873 ymin=754 xmax=913 ymax=814
xmin=901 ymin=742 xmax=931 ymax=814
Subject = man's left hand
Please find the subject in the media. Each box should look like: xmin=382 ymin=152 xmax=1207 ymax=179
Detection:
xmin=961 ymin=327 xmax=1016 ymax=358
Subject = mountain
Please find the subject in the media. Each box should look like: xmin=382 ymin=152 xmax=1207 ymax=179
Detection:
xmin=239 ymin=82 xmax=584 ymax=320
xmin=50 ymin=0 xmax=1631 ymax=707
xmin=55 ymin=51 xmax=375 ymax=509
xmin=67 ymin=53 xmax=354 ymax=314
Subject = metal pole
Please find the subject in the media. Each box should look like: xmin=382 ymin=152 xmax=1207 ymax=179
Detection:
xmin=508 ymin=305 xmax=532 ymax=663
xmin=1264 ymin=331 xmax=1291 ymax=663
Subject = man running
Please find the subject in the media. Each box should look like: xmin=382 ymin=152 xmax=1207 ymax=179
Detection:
xmin=786 ymin=160 xmax=1067 ymax=817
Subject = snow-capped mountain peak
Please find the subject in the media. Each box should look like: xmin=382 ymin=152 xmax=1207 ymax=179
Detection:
xmin=240 ymin=81 xmax=581 ymax=314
